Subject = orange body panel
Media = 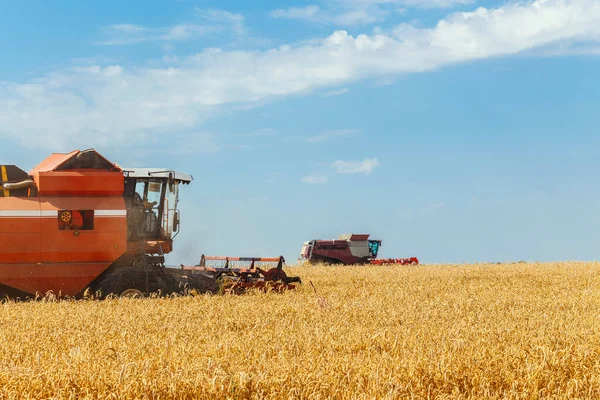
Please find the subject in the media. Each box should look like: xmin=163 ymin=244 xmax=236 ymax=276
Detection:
xmin=0 ymin=216 xmax=40 ymax=234
xmin=0 ymin=195 xmax=127 ymax=296
xmin=0 ymin=262 xmax=111 ymax=297
xmin=41 ymin=232 xmax=126 ymax=263
xmin=30 ymin=151 xmax=78 ymax=173
xmin=39 ymin=196 xmax=124 ymax=211
xmin=39 ymin=196 xmax=127 ymax=264
xmin=0 ymin=234 xmax=41 ymax=263
xmin=0 ymin=198 xmax=42 ymax=264
xmin=33 ymin=171 xmax=124 ymax=196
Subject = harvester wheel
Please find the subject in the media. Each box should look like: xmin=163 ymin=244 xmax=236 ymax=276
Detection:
xmin=93 ymin=259 xmax=221 ymax=299
xmin=262 ymin=268 xmax=287 ymax=282
xmin=95 ymin=267 xmax=149 ymax=299
xmin=120 ymin=289 xmax=145 ymax=299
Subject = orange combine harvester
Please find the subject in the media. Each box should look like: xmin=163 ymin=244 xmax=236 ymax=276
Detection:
xmin=0 ymin=149 xmax=300 ymax=299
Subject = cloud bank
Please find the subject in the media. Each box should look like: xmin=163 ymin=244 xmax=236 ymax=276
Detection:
xmin=1 ymin=0 xmax=599 ymax=149
xmin=332 ymin=158 xmax=379 ymax=174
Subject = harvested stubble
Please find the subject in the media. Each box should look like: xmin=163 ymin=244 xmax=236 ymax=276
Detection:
xmin=1 ymin=262 xmax=600 ymax=399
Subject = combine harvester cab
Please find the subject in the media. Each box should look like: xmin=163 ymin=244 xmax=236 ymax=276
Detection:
xmin=299 ymin=233 xmax=419 ymax=265
xmin=0 ymin=149 xmax=298 ymax=300
xmin=181 ymin=255 xmax=302 ymax=294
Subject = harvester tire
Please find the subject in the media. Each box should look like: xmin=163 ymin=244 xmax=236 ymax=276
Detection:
xmin=95 ymin=267 xmax=150 ymax=299
xmin=93 ymin=263 xmax=220 ymax=299
xmin=120 ymin=289 xmax=145 ymax=299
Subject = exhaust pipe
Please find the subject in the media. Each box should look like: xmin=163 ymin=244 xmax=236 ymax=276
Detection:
xmin=2 ymin=180 xmax=35 ymax=190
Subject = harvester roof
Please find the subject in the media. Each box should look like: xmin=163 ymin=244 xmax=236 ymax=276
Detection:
xmin=122 ymin=168 xmax=193 ymax=184
xmin=31 ymin=149 xmax=121 ymax=173
xmin=338 ymin=233 xmax=370 ymax=241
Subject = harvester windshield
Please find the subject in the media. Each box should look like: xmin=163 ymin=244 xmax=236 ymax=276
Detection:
xmin=123 ymin=169 xmax=191 ymax=248
xmin=128 ymin=178 xmax=168 ymax=238
xmin=368 ymin=240 xmax=381 ymax=257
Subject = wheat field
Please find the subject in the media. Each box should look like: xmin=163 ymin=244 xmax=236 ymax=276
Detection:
xmin=1 ymin=262 xmax=600 ymax=399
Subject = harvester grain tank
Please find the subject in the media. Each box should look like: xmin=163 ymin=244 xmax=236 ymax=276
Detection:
xmin=299 ymin=233 xmax=419 ymax=265
xmin=0 ymin=149 xmax=299 ymax=299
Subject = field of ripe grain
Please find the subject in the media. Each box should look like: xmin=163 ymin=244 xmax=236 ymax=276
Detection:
xmin=2 ymin=262 xmax=600 ymax=399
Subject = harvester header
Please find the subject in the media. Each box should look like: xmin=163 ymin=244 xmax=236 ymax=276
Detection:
xmin=182 ymin=255 xmax=301 ymax=294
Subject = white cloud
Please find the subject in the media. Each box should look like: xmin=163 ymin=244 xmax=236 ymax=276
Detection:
xmin=231 ymin=128 xmax=277 ymax=137
xmin=99 ymin=25 xmax=153 ymax=45
xmin=270 ymin=6 xmax=322 ymax=20
xmin=323 ymin=87 xmax=349 ymax=97
xmin=301 ymin=175 xmax=329 ymax=184
xmin=332 ymin=158 xmax=379 ymax=174
xmin=194 ymin=8 xmax=246 ymax=36
xmin=1 ymin=0 xmax=600 ymax=149
xmin=270 ymin=4 xmax=391 ymax=25
xmin=162 ymin=25 xmax=216 ymax=41
xmin=334 ymin=9 xmax=386 ymax=25
xmin=269 ymin=0 xmax=469 ymax=26
xmin=109 ymin=24 xmax=148 ymax=34
xmin=99 ymin=8 xmax=245 ymax=45
xmin=369 ymin=0 xmax=473 ymax=8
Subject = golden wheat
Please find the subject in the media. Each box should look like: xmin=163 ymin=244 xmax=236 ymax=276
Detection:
xmin=1 ymin=262 xmax=600 ymax=399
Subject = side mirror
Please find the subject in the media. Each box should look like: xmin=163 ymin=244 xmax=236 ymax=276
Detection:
xmin=173 ymin=210 xmax=180 ymax=232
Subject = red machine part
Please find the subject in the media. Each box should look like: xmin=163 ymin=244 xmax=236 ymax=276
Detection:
xmin=369 ymin=257 xmax=419 ymax=266
xmin=181 ymin=255 xmax=301 ymax=294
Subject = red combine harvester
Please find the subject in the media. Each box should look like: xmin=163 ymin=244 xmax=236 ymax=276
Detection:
xmin=299 ymin=233 xmax=419 ymax=265
xmin=0 ymin=149 xmax=299 ymax=299
xmin=182 ymin=255 xmax=301 ymax=294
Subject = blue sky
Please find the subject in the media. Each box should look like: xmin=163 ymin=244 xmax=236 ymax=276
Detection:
xmin=1 ymin=0 xmax=600 ymax=264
